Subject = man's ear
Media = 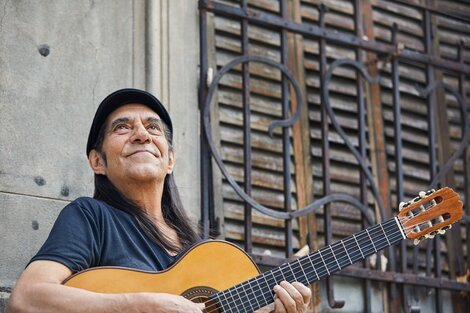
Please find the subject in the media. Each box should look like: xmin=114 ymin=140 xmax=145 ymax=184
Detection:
xmin=167 ymin=151 xmax=175 ymax=174
xmin=88 ymin=150 xmax=107 ymax=175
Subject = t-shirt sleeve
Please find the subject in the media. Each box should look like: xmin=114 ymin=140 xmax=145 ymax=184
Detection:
xmin=29 ymin=200 xmax=102 ymax=273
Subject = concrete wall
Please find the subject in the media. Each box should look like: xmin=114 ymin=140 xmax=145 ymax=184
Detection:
xmin=0 ymin=0 xmax=200 ymax=310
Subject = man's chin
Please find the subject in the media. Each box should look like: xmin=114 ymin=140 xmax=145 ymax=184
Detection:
xmin=126 ymin=167 xmax=167 ymax=182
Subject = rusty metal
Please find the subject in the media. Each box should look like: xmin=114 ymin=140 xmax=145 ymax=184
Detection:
xmin=424 ymin=9 xmax=440 ymax=313
xmin=241 ymin=0 xmax=253 ymax=255
xmin=459 ymin=41 xmax=470 ymax=274
xmin=198 ymin=0 xmax=470 ymax=310
xmin=200 ymin=1 xmax=470 ymax=73
xmin=317 ymin=3 xmax=345 ymax=309
xmin=201 ymin=55 xmax=377 ymax=221
xmin=280 ymin=0 xmax=293 ymax=259
xmin=199 ymin=0 xmax=210 ymax=240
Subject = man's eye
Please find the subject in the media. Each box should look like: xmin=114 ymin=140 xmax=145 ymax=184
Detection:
xmin=147 ymin=124 xmax=162 ymax=133
xmin=114 ymin=124 xmax=129 ymax=131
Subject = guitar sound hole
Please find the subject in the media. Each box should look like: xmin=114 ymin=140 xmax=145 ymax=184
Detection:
xmin=182 ymin=287 xmax=221 ymax=313
xmin=182 ymin=286 xmax=217 ymax=301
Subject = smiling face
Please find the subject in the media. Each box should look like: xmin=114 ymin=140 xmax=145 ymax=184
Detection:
xmin=88 ymin=103 xmax=174 ymax=188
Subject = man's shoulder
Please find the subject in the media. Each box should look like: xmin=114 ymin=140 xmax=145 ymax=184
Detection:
xmin=62 ymin=197 xmax=120 ymax=219
xmin=68 ymin=197 xmax=106 ymax=210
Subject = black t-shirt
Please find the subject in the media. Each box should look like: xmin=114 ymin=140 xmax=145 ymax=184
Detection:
xmin=30 ymin=197 xmax=176 ymax=273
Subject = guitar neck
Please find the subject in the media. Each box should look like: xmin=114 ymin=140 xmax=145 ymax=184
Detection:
xmin=209 ymin=217 xmax=406 ymax=313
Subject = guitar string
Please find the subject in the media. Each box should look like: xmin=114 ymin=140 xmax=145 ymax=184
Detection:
xmin=204 ymin=217 xmax=426 ymax=313
xmin=205 ymin=229 xmax=404 ymax=313
xmin=205 ymin=225 xmax=433 ymax=313
xmin=203 ymin=219 xmax=403 ymax=313
xmin=204 ymin=211 xmax=445 ymax=313
xmin=210 ymin=216 xmax=444 ymax=313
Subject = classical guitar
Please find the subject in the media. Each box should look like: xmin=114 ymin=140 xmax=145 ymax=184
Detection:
xmin=63 ymin=187 xmax=463 ymax=313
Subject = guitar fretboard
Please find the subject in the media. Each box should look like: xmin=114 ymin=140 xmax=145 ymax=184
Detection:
xmin=208 ymin=217 xmax=405 ymax=313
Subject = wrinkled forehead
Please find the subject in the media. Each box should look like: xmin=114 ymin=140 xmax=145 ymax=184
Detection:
xmin=105 ymin=103 xmax=162 ymax=126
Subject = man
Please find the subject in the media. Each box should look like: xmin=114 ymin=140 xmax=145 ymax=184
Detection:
xmin=7 ymin=88 xmax=311 ymax=313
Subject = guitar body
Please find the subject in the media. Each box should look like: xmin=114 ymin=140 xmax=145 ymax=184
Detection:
xmin=63 ymin=240 xmax=260 ymax=302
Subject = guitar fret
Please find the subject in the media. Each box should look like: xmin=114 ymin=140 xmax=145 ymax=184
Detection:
xmin=287 ymin=262 xmax=296 ymax=282
xmin=395 ymin=216 xmax=406 ymax=239
xmin=217 ymin=292 xmax=230 ymax=313
xmin=341 ymin=240 xmax=353 ymax=264
xmin=270 ymin=270 xmax=279 ymax=287
xmin=379 ymin=223 xmax=391 ymax=246
xmin=276 ymin=264 xmax=287 ymax=283
xmin=253 ymin=276 xmax=267 ymax=307
xmin=262 ymin=272 xmax=272 ymax=293
xmin=305 ymin=254 xmax=319 ymax=281
xmin=330 ymin=245 xmax=341 ymax=270
xmin=231 ymin=285 xmax=244 ymax=313
xmin=318 ymin=249 xmax=330 ymax=275
xmin=241 ymin=282 xmax=254 ymax=313
xmin=353 ymin=234 xmax=365 ymax=258
xmin=297 ymin=258 xmax=309 ymax=283
xmin=370 ymin=224 xmax=388 ymax=252
xmin=365 ymin=229 xmax=377 ymax=252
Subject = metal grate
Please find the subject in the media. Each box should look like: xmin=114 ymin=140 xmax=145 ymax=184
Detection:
xmin=199 ymin=0 xmax=470 ymax=312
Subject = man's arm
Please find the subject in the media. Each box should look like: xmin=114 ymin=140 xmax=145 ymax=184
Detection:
xmin=6 ymin=260 xmax=204 ymax=313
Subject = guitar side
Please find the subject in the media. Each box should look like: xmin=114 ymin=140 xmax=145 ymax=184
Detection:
xmin=63 ymin=240 xmax=260 ymax=300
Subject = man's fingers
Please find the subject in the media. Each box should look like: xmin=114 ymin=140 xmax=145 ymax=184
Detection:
xmin=291 ymin=282 xmax=312 ymax=304
xmin=273 ymin=296 xmax=287 ymax=313
xmin=279 ymin=281 xmax=306 ymax=306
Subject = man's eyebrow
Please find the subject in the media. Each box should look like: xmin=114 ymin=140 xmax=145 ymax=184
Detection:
xmin=109 ymin=117 xmax=130 ymax=129
xmin=109 ymin=116 xmax=162 ymax=129
xmin=146 ymin=117 xmax=163 ymax=125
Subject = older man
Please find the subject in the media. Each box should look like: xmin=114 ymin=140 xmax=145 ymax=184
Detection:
xmin=7 ymin=89 xmax=311 ymax=313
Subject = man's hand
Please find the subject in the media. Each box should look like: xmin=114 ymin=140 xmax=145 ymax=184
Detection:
xmin=271 ymin=281 xmax=311 ymax=313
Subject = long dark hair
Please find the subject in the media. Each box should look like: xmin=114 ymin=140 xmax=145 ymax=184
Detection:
xmin=92 ymin=119 xmax=200 ymax=253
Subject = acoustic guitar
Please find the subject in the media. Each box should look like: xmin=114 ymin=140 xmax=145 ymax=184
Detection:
xmin=63 ymin=187 xmax=463 ymax=313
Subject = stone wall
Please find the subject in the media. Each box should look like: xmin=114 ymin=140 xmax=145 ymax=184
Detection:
xmin=0 ymin=1 xmax=200 ymax=310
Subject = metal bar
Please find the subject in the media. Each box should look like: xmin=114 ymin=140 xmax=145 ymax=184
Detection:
xmin=317 ymin=4 xmax=344 ymax=309
xmin=286 ymin=1 xmax=319 ymax=310
xmin=251 ymin=254 xmax=470 ymax=292
xmin=201 ymin=1 xmax=470 ymax=74
xmin=241 ymin=0 xmax=253 ymax=254
xmin=391 ymin=24 xmax=410 ymax=312
xmin=280 ymin=0 xmax=293 ymax=259
xmin=199 ymin=0 xmax=211 ymax=239
xmin=459 ymin=41 xmax=470 ymax=274
xmin=355 ymin=1 xmax=372 ymax=311
xmin=423 ymin=8 xmax=442 ymax=313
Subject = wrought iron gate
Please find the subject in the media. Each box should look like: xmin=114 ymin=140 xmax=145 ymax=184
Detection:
xmin=198 ymin=0 xmax=470 ymax=312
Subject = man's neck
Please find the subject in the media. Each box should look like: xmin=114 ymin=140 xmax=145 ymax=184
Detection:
xmin=113 ymin=178 xmax=166 ymax=221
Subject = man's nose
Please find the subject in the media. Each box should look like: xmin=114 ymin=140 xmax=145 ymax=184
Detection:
xmin=130 ymin=124 xmax=151 ymax=143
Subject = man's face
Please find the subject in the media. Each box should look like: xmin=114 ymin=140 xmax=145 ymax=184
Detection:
xmin=90 ymin=103 xmax=174 ymax=187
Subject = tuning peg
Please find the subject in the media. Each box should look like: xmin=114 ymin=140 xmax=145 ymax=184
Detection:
xmin=441 ymin=225 xmax=452 ymax=231
xmin=425 ymin=189 xmax=435 ymax=196
xmin=414 ymin=236 xmax=425 ymax=245
xmin=399 ymin=201 xmax=410 ymax=211
xmin=425 ymin=230 xmax=439 ymax=239
xmin=438 ymin=228 xmax=446 ymax=235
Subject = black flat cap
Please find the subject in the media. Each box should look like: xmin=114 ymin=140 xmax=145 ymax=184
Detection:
xmin=86 ymin=88 xmax=173 ymax=156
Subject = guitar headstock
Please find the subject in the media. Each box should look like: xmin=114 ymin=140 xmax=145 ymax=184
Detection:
xmin=398 ymin=187 xmax=463 ymax=245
